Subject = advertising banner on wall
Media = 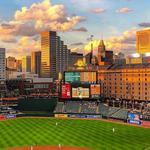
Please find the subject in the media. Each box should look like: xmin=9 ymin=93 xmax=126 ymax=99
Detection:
xmin=6 ymin=114 xmax=16 ymax=119
xmin=0 ymin=115 xmax=5 ymax=121
xmin=127 ymin=113 xmax=142 ymax=125
xmin=61 ymin=84 xmax=71 ymax=99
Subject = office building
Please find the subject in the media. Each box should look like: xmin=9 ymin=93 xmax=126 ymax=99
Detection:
xmin=41 ymin=31 xmax=70 ymax=79
xmin=31 ymin=51 xmax=41 ymax=76
xmin=136 ymin=29 xmax=150 ymax=54
xmin=41 ymin=31 xmax=57 ymax=79
xmin=16 ymin=60 xmax=22 ymax=72
xmin=22 ymin=56 xmax=31 ymax=72
xmin=0 ymin=48 xmax=6 ymax=96
xmin=6 ymin=56 xmax=16 ymax=70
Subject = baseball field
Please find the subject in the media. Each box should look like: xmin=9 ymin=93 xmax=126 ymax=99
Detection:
xmin=0 ymin=118 xmax=150 ymax=150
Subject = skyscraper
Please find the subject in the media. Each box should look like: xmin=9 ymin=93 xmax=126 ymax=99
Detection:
xmin=0 ymin=48 xmax=6 ymax=96
xmin=136 ymin=29 xmax=150 ymax=54
xmin=41 ymin=31 xmax=70 ymax=79
xmin=31 ymin=51 xmax=41 ymax=76
xmin=22 ymin=56 xmax=31 ymax=72
xmin=41 ymin=31 xmax=57 ymax=79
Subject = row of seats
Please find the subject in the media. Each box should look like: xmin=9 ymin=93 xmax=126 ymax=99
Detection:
xmin=54 ymin=101 xmax=128 ymax=120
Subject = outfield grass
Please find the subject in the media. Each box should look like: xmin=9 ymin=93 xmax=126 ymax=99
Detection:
xmin=0 ymin=118 xmax=150 ymax=150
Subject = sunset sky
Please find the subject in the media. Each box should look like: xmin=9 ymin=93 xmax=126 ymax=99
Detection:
xmin=0 ymin=0 xmax=150 ymax=58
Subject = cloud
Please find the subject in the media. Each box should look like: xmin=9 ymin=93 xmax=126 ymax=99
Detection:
xmin=116 ymin=7 xmax=133 ymax=13
xmin=84 ymin=29 xmax=136 ymax=55
xmin=0 ymin=0 xmax=86 ymax=57
xmin=0 ymin=0 xmax=85 ymax=44
xmin=90 ymin=8 xmax=106 ymax=14
xmin=72 ymin=27 xmax=88 ymax=32
xmin=138 ymin=22 xmax=150 ymax=27
xmin=70 ymin=42 xmax=84 ymax=46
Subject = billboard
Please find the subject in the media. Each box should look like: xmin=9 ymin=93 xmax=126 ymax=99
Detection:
xmin=72 ymin=87 xmax=89 ymax=98
xmin=90 ymin=84 xmax=100 ymax=98
xmin=64 ymin=71 xmax=97 ymax=83
xmin=127 ymin=113 xmax=142 ymax=125
xmin=61 ymin=84 xmax=71 ymax=99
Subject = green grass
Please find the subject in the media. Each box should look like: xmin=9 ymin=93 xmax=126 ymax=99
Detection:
xmin=0 ymin=118 xmax=150 ymax=150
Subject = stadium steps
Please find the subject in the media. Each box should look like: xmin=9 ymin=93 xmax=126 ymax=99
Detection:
xmin=111 ymin=109 xmax=128 ymax=120
xmin=96 ymin=106 xmax=99 ymax=114
xmin=62 ymin=104 xmax=65 ymax=112
xmin=79 ymin=105 xmax=82 ymax=113
xmin=108 ymin=107 xmax=120 ymax=118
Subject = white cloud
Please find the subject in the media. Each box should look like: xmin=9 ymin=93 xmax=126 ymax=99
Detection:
xmin=116 ymin=7 xmax=133 ymax=13
xmin=91 ymin=8 xmax=106 ymax=13
xmin=0 ymin=0 xmax=85 ymax=57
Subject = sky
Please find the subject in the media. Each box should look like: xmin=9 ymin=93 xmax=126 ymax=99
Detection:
xmin=0 ymin=0 xmax=150 ymax=58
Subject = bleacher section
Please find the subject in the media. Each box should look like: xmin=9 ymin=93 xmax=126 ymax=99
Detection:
xmin=81 ymin=102 xmax=97 ymax=114
xmin=54 ymin=101 xmax=128 ymax=120
xmin=98 ymin=103 xmax=109 ymax=117
xmin=110 ymin=109 xmax=128 ymax=120
xmin=108 ymin=107 xmax=120 ymax=117
xmin=54 ymin=102 xmax=64 ymax=113
xmin=64 ymin=101 xmax=80 ymax=113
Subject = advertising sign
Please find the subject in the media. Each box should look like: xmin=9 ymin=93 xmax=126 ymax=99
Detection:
xmin=90 ymin=84 xmax=100 ymax=98
xmin=61 ymin=84 xmax=71 ymax=99
xmin=6 ymin=114 xmax=16 ymax=119
xmin=0 ymin=115 xmax=5 ymax=121
xmin=127 ymin=113 xmax=142 ymax=125
xmin=72 ymin=87 xmax=89 ymax=98
xmin=55 ymin=114 xmax=68 ymax=118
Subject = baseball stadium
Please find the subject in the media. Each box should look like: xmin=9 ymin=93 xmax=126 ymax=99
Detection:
xmin=0 ymin=70 xmax=150 ymax=150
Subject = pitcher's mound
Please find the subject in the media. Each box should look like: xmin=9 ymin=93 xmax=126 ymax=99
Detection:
xmin=9 ymin=145 xmax=91 ymax=150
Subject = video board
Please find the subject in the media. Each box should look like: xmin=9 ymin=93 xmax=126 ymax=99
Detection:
xmin=72 ymin=87 xmax=89 ymax=99
xmin=90 ymin=84 xmax=100 ymax=98
xmin=64 ymin=71 xmax=97 ymax=83
xmin=61 ymin=84 xmax=71 ymax=99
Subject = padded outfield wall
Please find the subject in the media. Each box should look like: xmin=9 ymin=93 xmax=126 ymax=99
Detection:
xmin=17 ymin=97 xmax=57 ymax=113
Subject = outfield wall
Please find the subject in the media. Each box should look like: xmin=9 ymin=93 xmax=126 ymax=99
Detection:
xmin=18 ymin=97 xmax=57 ymax=112
xmin=55 ymin=114 xmax=102 ymax=119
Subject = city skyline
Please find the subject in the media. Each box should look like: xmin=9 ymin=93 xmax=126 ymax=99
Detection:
xmin=0 ymin=0 xmax=150 ymax=58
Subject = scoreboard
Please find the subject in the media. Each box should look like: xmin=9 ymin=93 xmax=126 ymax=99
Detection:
xmin=72 ymin=87 xmax=89 ymax=99
xmin=90 ymin=84 xmax=100 ymax=99
xmin=64 ymin=71 xmax=97 ymax=83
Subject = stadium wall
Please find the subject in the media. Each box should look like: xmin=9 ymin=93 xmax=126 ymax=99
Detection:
xmin=17 ymin=97 xmax=57 ymax=112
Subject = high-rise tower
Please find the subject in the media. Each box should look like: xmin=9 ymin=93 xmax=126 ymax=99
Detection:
xmin=41 ymin=31 xmax=57 ymax=79
xmin=98 ymin=39 xmax=106 ymax=65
